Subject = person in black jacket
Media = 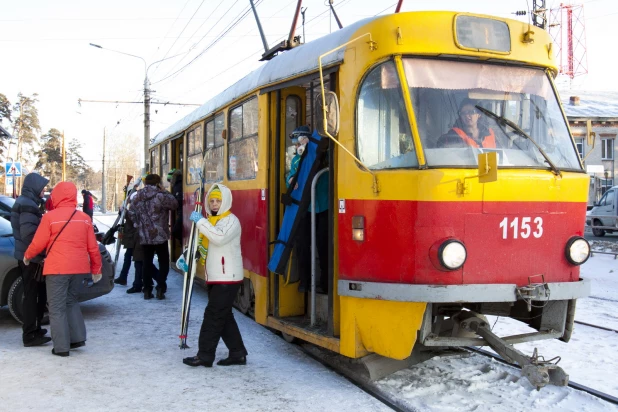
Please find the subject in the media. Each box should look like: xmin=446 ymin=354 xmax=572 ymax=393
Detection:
xmin=81 ymin=189 xmax=94 ymax=220
xmin=168 ymin=169 xmax=183 ymax=241
xmin=10 ymin=172 xmax=51 ymax=347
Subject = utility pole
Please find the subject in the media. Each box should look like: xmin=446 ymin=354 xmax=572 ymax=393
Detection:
xmin=62 ymin=131 xmax=66 ymax=181
xmin=144 ymin=78 xmax=150 ymax=175
xmin=101 ymin=128 xmax=107 ymax=213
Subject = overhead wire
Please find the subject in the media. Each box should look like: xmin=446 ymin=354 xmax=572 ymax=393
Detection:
xmin=152 ymin=0 xmax=263 ymax=85
xmin=157 ymin=0 xmax=227 ymax=77
xmin=154 ymin=0 xmax=245 ymax=83
xmin=150 ymin=0 xmax=207 ymax=78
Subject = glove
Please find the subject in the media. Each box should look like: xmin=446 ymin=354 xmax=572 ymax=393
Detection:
xmin=92 ymin=274 xmax=102 ymax=283
xmin=23 ymin=257 xmax=30 ymax=266
xmin=189 ymin=211 xmax=203 ymax=224
xmin=176 ymin=254 xmax=189 ymax=272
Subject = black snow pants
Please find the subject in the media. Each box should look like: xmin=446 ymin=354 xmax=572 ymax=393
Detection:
xmin=19 ymin=261 xmax=46 ymax=342
xmin=197 ymin=283 xmax=248 ymax=362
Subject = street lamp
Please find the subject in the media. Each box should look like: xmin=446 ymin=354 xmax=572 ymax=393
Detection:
xmin=89 ymin=43 xmax=182 ymax=175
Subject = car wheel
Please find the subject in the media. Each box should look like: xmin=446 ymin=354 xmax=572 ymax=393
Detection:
xmin=592 ymin=219 xmax=605 ymax=237
xmin=7 ymin=276 xmax=24 ymax=324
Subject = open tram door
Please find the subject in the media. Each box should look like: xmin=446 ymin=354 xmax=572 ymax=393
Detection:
xmin=170 ymin=135 xmax=184 ymax=262
xmin=266 ymin=72 xmax=339 ymax=349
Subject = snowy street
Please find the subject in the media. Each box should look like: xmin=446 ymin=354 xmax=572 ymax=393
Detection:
xmin=1 ymin=214 xmax=618 ymax=411
xmin=0 ymin=261 xmax=389 ymax=411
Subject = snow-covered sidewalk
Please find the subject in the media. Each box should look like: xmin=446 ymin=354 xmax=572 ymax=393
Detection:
xmin=0 ymin=271 xmax=388 ymax=412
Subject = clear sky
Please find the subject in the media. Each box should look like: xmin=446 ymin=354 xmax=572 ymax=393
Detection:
xmin=1 ymin=0 xmax=615 ymax=170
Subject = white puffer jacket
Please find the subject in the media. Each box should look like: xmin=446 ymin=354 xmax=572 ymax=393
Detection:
xmin=195 ymin=184 xmax=243 ymax=284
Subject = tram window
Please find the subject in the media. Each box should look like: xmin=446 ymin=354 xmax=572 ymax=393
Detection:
xmin=161 ymin=143 xmax=170 ymax=188
xmin=186 ymin=124 xmax=204 ymax=185
xmin=403 ymin=58 xmax=582 ymax=171
xmin=357 ymin=61 xmax=417 ymax=170
xmin=285 ymin=95 xmax=301 ymax=174
xmin=204 ymin=113 xmax=225 ymax=183
xmin=228 ymin=97 xmax=259 ymax=180
xmin=306 ymin=79 xmax=329 ymax=133
xmin=150 ymin=148 xmax=159 ymax=175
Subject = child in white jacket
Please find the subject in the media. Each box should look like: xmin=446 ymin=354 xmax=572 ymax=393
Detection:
xmin=183 ymin=184 xmax=248 ymax=368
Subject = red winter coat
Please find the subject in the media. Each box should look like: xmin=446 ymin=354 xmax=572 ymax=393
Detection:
xmin=25 ymin=181 xmax=102 ymax=276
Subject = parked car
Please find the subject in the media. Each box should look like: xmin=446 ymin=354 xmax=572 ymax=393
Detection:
xmin=586 ymin=185 xmax=618 ymax=237
xmin=0 ymin=216 xmax=114 ymax=323
xmin=0 ymin=195 xmax=15 ymax=221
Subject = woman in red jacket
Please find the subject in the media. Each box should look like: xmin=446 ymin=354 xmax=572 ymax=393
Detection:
xmin=24 ymin=181 xmax=102 ymax=357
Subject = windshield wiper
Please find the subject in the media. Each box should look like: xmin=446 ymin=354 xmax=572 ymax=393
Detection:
xmin=476 ymin=105 xmax=562 ymax=177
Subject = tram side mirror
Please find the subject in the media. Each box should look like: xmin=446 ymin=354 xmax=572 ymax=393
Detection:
xmin=316 ymin=91 xmax=340 ymax=138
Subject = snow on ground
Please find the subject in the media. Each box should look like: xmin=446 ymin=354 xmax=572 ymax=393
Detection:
xmin=2 ymin=213 xmax=617 ymax=411
xmin=0 ymin=214 xmax=388 ymax=412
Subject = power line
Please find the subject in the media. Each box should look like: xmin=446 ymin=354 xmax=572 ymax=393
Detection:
xmin=150 ymin=0 xmax=206 ymax=78
xmin=152 ymin=0 xmax=262 ymax=85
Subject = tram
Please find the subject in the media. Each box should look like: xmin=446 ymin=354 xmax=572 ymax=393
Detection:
xmin=150 ymin=11 xmax=590 ymax=388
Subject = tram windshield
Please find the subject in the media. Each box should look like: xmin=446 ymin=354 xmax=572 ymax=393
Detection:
xmin=404 ymin=58 xmax=582 ymax=171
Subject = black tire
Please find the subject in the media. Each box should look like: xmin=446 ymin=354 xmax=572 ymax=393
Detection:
xmin=7 ymin=276 xmax=24 ymax=324
xmin=592 ymin=219 xmax=605 ymax=237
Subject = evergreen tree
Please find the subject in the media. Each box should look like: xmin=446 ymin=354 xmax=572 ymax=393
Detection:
xmin=13 ymin=93 xmax=40 ymax=163
xmin=0 ymin=93 xmax=12 ymax=158
xmin=36 ymin=128 xmax=63 ymax=187
xmin=66 ymin=138 xmax=95 ymax=189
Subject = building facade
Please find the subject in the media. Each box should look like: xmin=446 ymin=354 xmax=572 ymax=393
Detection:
xmin=561 ymin=91 xmax=618 ymax=205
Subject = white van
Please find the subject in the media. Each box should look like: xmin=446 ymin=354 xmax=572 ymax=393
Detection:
xmin=587 ymin=185 xmax=618 ymax=236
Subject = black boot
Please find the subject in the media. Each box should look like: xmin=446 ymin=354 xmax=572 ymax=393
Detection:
xmin=144 ymin=290 xmax=154 ymax=300
xmin=156 ymin=289 xmax=165 ymax=300
xmin=126 ymin=286 xmax=142 ymax=294
xmin=36 ymin=328 xmax=48 ymax=336
xmin=217 ymin=356 xmax=247 ymax=366
xmin=114 ymin=278 xmax=127 ymax=286
xmin=24 ymin=335 xmax=52 ymax=347
xmin=183 ymin=356 xmax=213 ymax=367
xmin=70 ymin=341 xmax=86 ymax=349
xmin=52 ymin=348 xmax=69 ymax=357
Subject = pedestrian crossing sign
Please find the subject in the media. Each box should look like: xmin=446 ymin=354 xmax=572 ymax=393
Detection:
xmin=4 ymin=162 xmax=22 ymax=177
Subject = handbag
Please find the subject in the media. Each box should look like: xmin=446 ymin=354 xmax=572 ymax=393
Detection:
xmin=34 ymin=264 xmax=44 ymax=283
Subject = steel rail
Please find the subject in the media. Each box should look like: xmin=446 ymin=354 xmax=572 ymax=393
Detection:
xmin=467 ymin=347 xmax=618 ymax=405
xmin=574 ymin=320 xmax=618 ymax=334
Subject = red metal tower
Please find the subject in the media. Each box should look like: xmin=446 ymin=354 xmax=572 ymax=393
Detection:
xmin=548 ymin=3 xmax=589 ymax=79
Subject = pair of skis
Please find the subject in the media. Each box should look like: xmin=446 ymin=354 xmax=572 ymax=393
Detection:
xmin=112 ymin=176 xmax=142 ymax=270
xmin=179 ymin=169 xmax=206 ymax=349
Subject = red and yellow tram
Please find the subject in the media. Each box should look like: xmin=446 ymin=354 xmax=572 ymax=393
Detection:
xmin=150 ymin=11 xmax=590 ymax=387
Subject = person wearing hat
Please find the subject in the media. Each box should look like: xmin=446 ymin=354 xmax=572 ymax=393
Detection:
xmin=437 ymin=98 xmax=497 ymax=148
xmin=183 ymin=184 xmax=248 ymax=368
xmin=128 ymin=173 xmax=178 ymax=300
xmin=81 ymin=189 xmax=94 ymax=220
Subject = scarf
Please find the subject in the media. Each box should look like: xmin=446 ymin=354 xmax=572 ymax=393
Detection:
xmin=197 ymin=210 xmax=231 ymax=264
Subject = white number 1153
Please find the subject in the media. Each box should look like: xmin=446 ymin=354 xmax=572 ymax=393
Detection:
xmin=499 ymin=217 xmax=543 ymax=239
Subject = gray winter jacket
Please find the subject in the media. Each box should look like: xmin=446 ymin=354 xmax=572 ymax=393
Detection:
xmin=129 ymin=185 xmax=178 ymax=245
xmin=10 ymin=173 xmax=49 ymax=262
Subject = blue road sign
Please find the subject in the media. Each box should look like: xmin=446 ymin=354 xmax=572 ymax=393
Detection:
xmin=4 ymin=162 xmax=22 ymax=177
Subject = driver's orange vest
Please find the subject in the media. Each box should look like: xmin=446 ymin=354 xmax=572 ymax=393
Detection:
xmin=452 ymin=127 xmax=496 ymax=148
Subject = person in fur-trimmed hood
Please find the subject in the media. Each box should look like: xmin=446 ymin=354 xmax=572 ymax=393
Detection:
xmin=183 ymin=183 xmax=248 ymax=368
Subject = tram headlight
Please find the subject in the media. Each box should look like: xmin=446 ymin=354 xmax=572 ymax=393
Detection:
xmin=565 ymin=236 xmax=590 ymax=266
xmin=439 ymin=240 xmax=467 ymax=270
xmin=430 ymin=239 xmax=467 ymax=271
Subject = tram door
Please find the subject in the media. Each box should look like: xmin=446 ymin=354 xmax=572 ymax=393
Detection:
xmin=170 ymin=136 xmax=183 ymax=261
xmin=269 ymin=81 xmax=336 ymax=337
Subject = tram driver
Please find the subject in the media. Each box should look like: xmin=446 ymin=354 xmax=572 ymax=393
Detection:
xmin=437 ymin=98 xmax=497 ymax=149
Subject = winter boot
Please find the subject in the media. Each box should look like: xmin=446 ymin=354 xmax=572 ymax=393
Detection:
xmin=70 ymin=341 xmax=86 ymax=349
xmin=52 ymin=348 xmax=69 ymax=357
xmin=126 ymin=286 xmax=142 ymax=294
xmin=217 ymin=356 xmax=247 ymax=366
xmin=24 ymin=335 xmax=52 ymax=347
xmin=156 ymin=289 xmax=165 ymax=300
xmin=183 ymin=356 xmax=213 ymax=367
xmin=144 ymin=289 xmax=154 ymax=300
xmin=114 ymin=278 xmax=127 ymax=286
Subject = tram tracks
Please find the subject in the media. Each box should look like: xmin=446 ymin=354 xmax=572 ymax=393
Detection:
xmin=467 ymin=347 xmax=618 ymax=406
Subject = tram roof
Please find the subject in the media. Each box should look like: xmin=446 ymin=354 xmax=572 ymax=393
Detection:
xmin=561 ymin=90 xmax=618 ymax=120
xmin=151 ymin=15 xmax=377 ymax=147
